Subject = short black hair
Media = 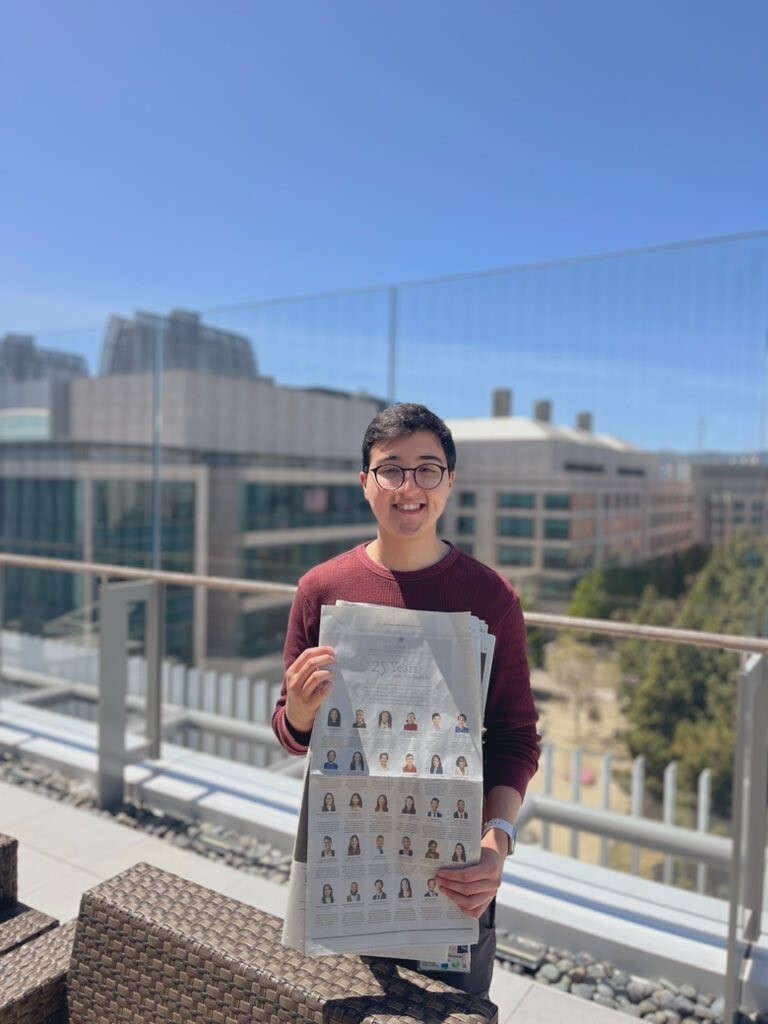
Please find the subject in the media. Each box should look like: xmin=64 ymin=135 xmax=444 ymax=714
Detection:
xmin=361 ymin=403 xmax=456 ymax=472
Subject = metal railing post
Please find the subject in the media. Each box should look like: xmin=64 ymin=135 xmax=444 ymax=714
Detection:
xmin=630 ymin=755 xmax=645 ymax=875
xmin=145 ymin=582 xmax=164 ymax=759
xmin=696 ymin=769 xmax=712 ymax=894
xmin=541 ymin=743 xmax=554 ymax=851
xmin=98 ymin=579 xmax=164 ymax=809
xmin=663 ymin=761 xmax=678 ymax=885
xmin=723 ymin=652 xmax=768 ymax=1023
xmin=570 ymin=748 xmax=582 ymax=859
xmin=600 ymin=752 xmax=613 ymax=867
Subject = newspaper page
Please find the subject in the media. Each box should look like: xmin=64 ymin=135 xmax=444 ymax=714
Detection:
xmin=285 ymin=602 xmax=487 ymax=957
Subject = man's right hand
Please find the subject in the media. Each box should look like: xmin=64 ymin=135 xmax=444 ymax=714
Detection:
xmin=284 ymin=645 xmax=336 ymax=733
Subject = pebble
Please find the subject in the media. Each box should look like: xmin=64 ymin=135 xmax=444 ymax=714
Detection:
xmin=538 ymin=964 xmax=561 ymax=983
xmin=628 ymin=980 xmax=655 ymax=1003
xmin=593 ymin=993 xmax=618 ymax=1009
xmin=0 ymin=752 xmax=732 ymax=1024
xmin=570 ymin=982 xmax=597 ymax=1000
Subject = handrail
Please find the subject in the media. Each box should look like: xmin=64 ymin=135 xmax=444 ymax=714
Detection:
xmin=1 ymin=550 xmax=766 ymax=655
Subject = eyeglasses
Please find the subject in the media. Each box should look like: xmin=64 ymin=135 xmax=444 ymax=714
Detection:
xmin=369 ymin=463 xmax=447 ymax=490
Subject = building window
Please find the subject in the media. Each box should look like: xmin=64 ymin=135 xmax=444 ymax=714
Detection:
xmin=498 ymin=516 xmax=535 ymax=538
xmin=544 ymin=519 xmax=570 ymax=540
xmin=242 ymin=483 xmax=371 ymax=531
xmin=497 ymin=545 xmax=534 ymax=567
xmin=498 ymin=493 xmax=535 ymax=509
xmin=458 ymin=491 xmax=476 ymax=508
xmin=540 ymin=578 xmax=579 ymax=599
xmin=543 ymin=548 xmax=569 ymax=569
xmin=544 ymin=494 xmax=571 ymax=510
xmin=242 ymin=539 xmax=352 ymax=585
xmin=457 ymin=516 xmax=475 ymax=535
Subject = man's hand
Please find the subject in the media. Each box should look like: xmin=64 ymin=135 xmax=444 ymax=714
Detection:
xmin=284 ymin=646 xmax=335 ymax=733
xmin=434 ymin=847 xmax=503 ymax=918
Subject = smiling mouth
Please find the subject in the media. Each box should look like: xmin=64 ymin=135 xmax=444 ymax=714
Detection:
xmin=394 ymin=503 xmax=424 ymax=511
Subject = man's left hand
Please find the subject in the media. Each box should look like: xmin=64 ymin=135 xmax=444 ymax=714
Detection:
xmin=434 ymin=848 xmax=503 ymax=918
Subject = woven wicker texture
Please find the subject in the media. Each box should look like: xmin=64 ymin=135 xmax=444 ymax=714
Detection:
xmin=0 ymin=902 xmax=58 ymax=956
xmin=0 ymin=834 xmax=18 ymax=907
xmin=0 ymin=920 xmax=76 ymax=1024
xmin=68 ymin=862 xmax=498 ymax=1024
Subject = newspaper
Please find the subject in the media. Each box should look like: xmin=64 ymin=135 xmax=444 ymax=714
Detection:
xmin=282 ymin=602 xmax=494 ymax=960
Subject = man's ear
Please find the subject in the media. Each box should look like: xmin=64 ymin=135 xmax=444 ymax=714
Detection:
xmin=359 ymin=470 xmax=370 ymax=501
xmin=447 ymin=471 xmax=456 ymax=490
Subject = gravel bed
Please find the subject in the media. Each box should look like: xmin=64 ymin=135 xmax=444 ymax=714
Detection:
xmin=1 ymin=751 xmax=763 ymax=1023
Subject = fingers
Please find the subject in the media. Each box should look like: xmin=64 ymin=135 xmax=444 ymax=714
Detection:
xmin=285 ymin=647 xmax=337 ymax=732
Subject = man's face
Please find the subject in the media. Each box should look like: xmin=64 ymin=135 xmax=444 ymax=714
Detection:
xmin=401 ymin=836 xmax=411 ymax=850
xmin=405 ymin=754 xmax=414 ymax=766
xmin=376 ymin=835 xmax=384 ymax=850
xmin=326 ymin=751 xmax=336 ymax=763
xmin=427 ymin=879 xmax=437 ymax=893
xmin=351 ymin=883 xmax=358 ymax=894
xmin=431 ymin=799 xmax=439 ymax=811
xmin=457 ymin=800 xmax=465 ymax=813
xmin=432 ymin=714 xmax=441 ymax=727
xmin=375 ymin=881 xmax=383 ymax=893
xmin=360 ymin=430 xmax=454 ymax=547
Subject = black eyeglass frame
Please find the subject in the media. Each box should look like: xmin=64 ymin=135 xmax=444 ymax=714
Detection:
xmin=368 ymin=463 xmax=448 ymax=491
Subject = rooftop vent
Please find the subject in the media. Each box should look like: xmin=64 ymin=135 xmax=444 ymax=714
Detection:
xmin=533 ymin=400 xmax=552 ymax=423
xmin=492 ymin=388 xmax=513 ymax=417
xmin=576 ymin=411 xmax=593 ymax=432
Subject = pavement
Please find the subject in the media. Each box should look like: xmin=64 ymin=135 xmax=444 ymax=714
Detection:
xmin=1 ymin=778 xmax=631 ymax=1023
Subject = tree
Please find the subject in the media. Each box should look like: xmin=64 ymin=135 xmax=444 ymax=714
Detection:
xmin=621 ymin=531 xmax=768 ymax=816
xmin=568 ymin=571 xmax=611 ymax=621
xmin=545 ymin=634 xmax=598 ymax=743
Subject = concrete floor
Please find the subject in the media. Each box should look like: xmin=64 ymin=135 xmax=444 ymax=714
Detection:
xmin=1 ymin=778 xmax=632 ymax=1023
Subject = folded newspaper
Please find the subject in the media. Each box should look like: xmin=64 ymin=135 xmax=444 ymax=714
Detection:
xmin=282 ymin=602 xmax=495 ymax=963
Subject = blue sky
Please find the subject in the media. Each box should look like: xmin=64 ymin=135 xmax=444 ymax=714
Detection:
xmin=2 ymin=1 xmax=767 ymax=449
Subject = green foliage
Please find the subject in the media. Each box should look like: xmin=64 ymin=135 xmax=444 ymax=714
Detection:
xmin=568 ymin=571 xmax=611 ymax=620
xmin=621 ymin=531 xmax=768 ymax=816
xmin=568 ymin=545 xmax=711 ymax=620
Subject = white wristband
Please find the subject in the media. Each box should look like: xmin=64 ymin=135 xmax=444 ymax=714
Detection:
xmin=482 ymin=818 xmax=517 ymax=857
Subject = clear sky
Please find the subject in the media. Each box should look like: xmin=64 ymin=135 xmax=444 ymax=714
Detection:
xmin=2 ymin=1 xmax=767 ymax=449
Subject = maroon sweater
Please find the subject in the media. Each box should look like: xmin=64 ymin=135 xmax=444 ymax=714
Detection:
xmin=272 ymin=543 xmax=541 ymax=798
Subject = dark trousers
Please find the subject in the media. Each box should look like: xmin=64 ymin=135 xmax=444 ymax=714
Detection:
xmin=396 ymin=900 xmax=496 ymax=1000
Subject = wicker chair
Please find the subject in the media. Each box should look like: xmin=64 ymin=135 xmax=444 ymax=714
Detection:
xmin=0 ymin=832 xmax=58 ymax=957
xmin=0 ymin=832 xmax=74 ymax=1024
xmin=0 ymin=920 xmax=76 ymax=1024
xmin=67 ymin=862 xmax=498 ymax=1024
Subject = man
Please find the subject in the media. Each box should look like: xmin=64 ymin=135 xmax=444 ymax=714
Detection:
xmin=352 ymin=708 xmax=366 ymax=728
xmin=273 ymin=404 xmax=540 ymax=999
xmin=347 ymin=882 xmax=361 ymax=902
xmin=455 ymin=713 xmax=469 ymax=733
xmin=372 ymin=879 xmax=386 ymax=900
xmin=374 ymin=834 xmax=386 ymax=854
xmin=399 ymin=836 xmax=413 ymax=856
xmin=323 ymin=750 xmax=338 ymax=770
xmin=424 ymin=878 xmax=439 ymax=898
xmin=320 ymin=836 xmax=335 ymax=858
xmin=427 ymin=797 xmax=442 ymax=818
xmin=402 ymin=753 xmax=417 ymax=774
xmin=454 ymin=799 xmax=468 ymax=820
xmin=431 ymin=712 xmax=442 ymax=730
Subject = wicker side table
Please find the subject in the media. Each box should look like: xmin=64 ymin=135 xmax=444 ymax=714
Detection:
xmin=68 ymin=862 xmax=498 ymax=1024
xmin=0 ymin=919 xmax=76 ymax=1024
xmin=0 ymin=834 xmax=18 ymax=907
